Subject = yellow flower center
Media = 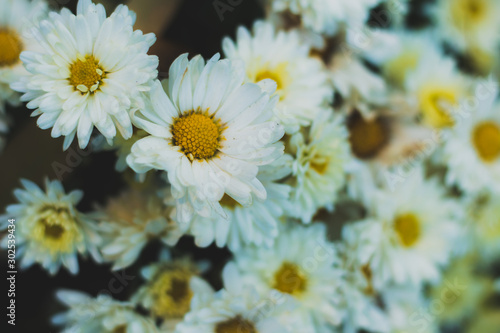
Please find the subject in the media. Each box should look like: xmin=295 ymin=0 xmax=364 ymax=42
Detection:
xmin=0 ymin=28 xmax=22 ymax=67
xmin=215 ymin=315 xmax=257 ymax=333
xmin=451 ymin=0 xmax=488 ymax=29
xmin=148 ymin=266 xmax=194 ymax=319
xmin=472 ymin=121 xmax=500 ymax=163
xmin=32 ymin=205 xmax=83 ymax=254
xmin=384 ymin=51 xmax=419 ymax=87
xmin=273 ymin=262 xmax=307 ymax=296
xmin=419 ymin=89 xmax=457 ymax=128
xmin=253 ymin=62 xmax=289 ymax=99
xmin=394 ymin=213 xmax=421 ymax=248
xmin=69 ymin=55 xmax=105 ymax=94
xmin=310 ymin=159 xmax=329 ymax=175
xmin=348 ymin=112 xmax=389 ymax=159
xmin=171 ymin=111 xmax=223 ymax=161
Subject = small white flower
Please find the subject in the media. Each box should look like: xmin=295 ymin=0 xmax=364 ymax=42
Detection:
xmin=53 ymin=290 xmax=159 ymax=333
xmin=175 ymin=263 xmax=289 ymax=333
xmin=0 ymin=0 xmax=48 ymax=113
xmin=97 ymin=189 xmax=184 ymax=270
xmin=231 ymin=222 xmax=345 ymax=332
xmin=440 ymin=84 xmax=500 ymax=194
xmin=0 ymin=179 xmax=101 ymax=275
xmin=287 ymin=110 xmax=350 ymax=223
xmin=126 ymin=54 xmax=285 ymax=224
xmin=133 ymin=250 xmax=209 ymax=327
xmin=13 ymin=0 xmax=158 ymax=149
xmin=346 ymin=166 xmax=463 ymax=288
xmin=266 ymin=0 xmax=382 ymax=35
xmin=186 ymin=155 xmax=292 ymax=251
xmin=223 ymin=21 xmax=332 ymax=133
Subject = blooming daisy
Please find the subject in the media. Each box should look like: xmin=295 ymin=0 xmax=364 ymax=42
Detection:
xmin=405 ymin=49 xmax=472 ymax=129
xmin=12 ymin=0 xmax=158 ymax=149
xmin=126 ymin=54 xmax=285 ymax=224
xmin=222 ymin=21 xmax=332 ymax=134
xmin=0 ymin=179 xmax=101 ymax=275
xmin=53 ymin=290 xmax=159 ymax=333
xmin=133 ymin=250 xmax=208 ymax=329
xmin=440 ymin=84 xmax=500 ymax=194
xmin=432 ymin=0 xmax=500 ymax=52
xmin=286 ymin=109 xmax=350 ymax=223
xmin=97 ymin=189 xmax=184 ymax=270
xmin=265 ymin=0 xmax=382 ymax=36
xmin=186 ymin=154 xmax=292 ymax=251
xmin=346 ymin=166 xmax=463 ymax=288
xmin=175 ymin=263 xmax=289 ymax=333
xmin=0 ymin=0 xmax=48 ymax=113
xmin=231 ymin=222 xmax=345 ymax=332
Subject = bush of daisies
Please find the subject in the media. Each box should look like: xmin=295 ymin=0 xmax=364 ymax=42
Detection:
xmin=1 ymin=0 xmax=500 ymax=331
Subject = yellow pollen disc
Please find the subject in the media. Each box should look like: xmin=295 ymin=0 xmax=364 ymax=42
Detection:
xmin=472 ymin=121 xmax=500 ymax=163
xmin=420 ymin=89 xmax=457 ymax=128
xmin=310 ymin=157 xmax=329 ymax=175
xmin=254 ymin=62 xmax=289 ymax=97
xmin=0 ymin=29 xmax=22 ymax=67
xmin=348 ymin=112 xmax=389 ymax=159
xmin=215 ymin=315 xmax=257 ymax=333
xmin=149 ymin=267 xmax=194 ymax=318
xmin=219 ymin=194 xmax=240 ymax=210
xmin=451 ymin=0 xmax=488 ymax=29
xmin=32 ymin=205 xmax=82 ymax=254
xmin=384 ymin=51 xmax=419 ymax=87
xmin=273 ymin=262 xmax=307 ymax=296
xmin=69 ymin=55 xmax=105 ymax=93
xmin=171 ymin=111 xmax=222 ymax=160
xmin=394 ymin=213 xmax=421 ymax=248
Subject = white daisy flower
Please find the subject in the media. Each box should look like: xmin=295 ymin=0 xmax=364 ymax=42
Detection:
xmin=432 ymin=0 xmax=500 ymax=52
xmin=347 ymin=166 xmax=463 ymax=288
xmin=405 ymin=48 xmax=472 ymax=129
xmin=12 ymin=0 xmax=158 ymax=150
xmin=126 ymin=54 xmax=285 ymax=224
xmin=0 ymin=0 xmax=48 ymax=113
xmin=175 ymin=263 xmax=289 ymax=333
xmin=133 ymin=250 xmax=208 ymax=328
xmin=185 ymin=154 xmax=292 ymax=251
xmin=231 ymin=222 xmax=345 ymax=332
xmin=53 ymin=290 xmax=159 ymax=333
xmin=286 ymin=110 xmax=350 ymax=223
xmin=266 ymin=0 xmax=382 ymax=36
xmin=0 ymin=179 xmax=101 ymax=275
xmin=338 ymin=227 xmax=390 ymax=333
xmin=222 ymin=21 xmax=332 ymax=134
xmin=97 ymin=189 xmax=184 ymax=270
xmin=440 ymin=84 xmax=500 ymax=194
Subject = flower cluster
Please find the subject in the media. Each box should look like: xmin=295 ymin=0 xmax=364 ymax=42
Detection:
xmin=1 ymin=0 xmax=500 ymax=332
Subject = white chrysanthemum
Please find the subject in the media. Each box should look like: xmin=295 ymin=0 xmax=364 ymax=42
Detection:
xmin=97 ymin=189 xmax=184 ymax=270
xmin=0 ymin=0 xmax=48 ymax=112
xmin=133 ymin=250 xmax=208 ymax=328
xmin=12 ymin=0 xmax=158 ymax=150
xmin=53 ymin=290 xmax=159 ymax=333
xmin=338 ymin=227 xmax=390 ymax=333
xmin=231 ymin=222 xmax=344 ymax=332
xmin=432 ymin=0 xmax=500 ymax=52
xmin=462 ymin=193 xmax=500 ymax=261
xmin=440 ymin=84 xmax=500 ymax=194
xmin=185 ymin=154 xmax=292 ymax=251
xmin=405 ymin=48 xmax=472 ymax=129
xmin=267 ymin=0 xmax=382 ymax=35
xmin=286 ymin=110 xmax=350 ymax=223
xmin=346 ymin=166 xmax=463 ymax=288
xmin=0 ymin=179 xmax=101 ymax=275
xmin=126 ymin=54 xmax=285 ymax=224
xmin=176 ymin=263 xmax=289 ymax=333
xmin=223 ymin=21 xmax=332 ymax=133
